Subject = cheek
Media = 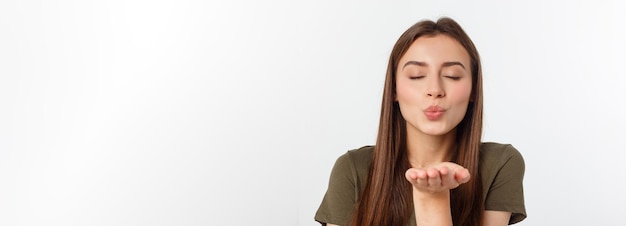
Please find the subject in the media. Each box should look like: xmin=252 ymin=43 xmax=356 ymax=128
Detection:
xmin=448 ymin=84 xmax=472 ymax=125
xmin=395 ymin=81 xmax=421 ymax=118
xmin=395 ymin=80 xmax=415 ymax=102
xmin=449 ymin=82 xmax=472 ymax=104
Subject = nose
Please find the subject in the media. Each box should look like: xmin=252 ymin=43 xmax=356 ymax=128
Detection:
xmin=426 ymin=79 xmax=445 ymax=98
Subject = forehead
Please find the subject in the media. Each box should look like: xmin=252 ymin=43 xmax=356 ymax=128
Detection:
xmin=399 ymin=34 xmax=471 ymax=66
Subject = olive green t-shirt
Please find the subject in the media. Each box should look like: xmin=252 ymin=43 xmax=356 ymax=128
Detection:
xmin=314 ymin=142 xmax=526 ymax=225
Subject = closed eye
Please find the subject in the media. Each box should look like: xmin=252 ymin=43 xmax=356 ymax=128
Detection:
xmin=444 ymin=76 xmax=461 ymax=81
xmin=409 ymin=76 xmax=425 ymax=80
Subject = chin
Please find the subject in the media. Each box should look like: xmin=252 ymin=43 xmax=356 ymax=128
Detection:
xmin=424 ymin=131 xmax=451 ymax=136
xmin=419 ymin=125 xmax=455 ymax=136
xmin=420 ymin=129 xmax=452 ymax=136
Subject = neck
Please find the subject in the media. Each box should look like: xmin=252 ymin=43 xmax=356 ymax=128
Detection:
xmin=406 ymin=129 xmax=456 ymax=168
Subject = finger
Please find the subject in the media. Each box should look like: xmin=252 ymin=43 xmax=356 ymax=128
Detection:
xmin=406 ymin=168 xmax=427 ymax=185
xmin=438 ymin=166 xmax=449 ymax=177
xmin=454 ymin=168 xmax=471 ymax=184
xmin=440 ymin=169 xmax=460 ymax=188
xmin=427 ymin=168 xmax=439 ymax=178
xmin=405 ymin=168 xmax=418 ymax=182
xmin=416 ymin=169 xmax=428 ymax=179
xmin=416 ymin=169 xmax=428 ymax=186
xmin=426 ymin=168 xmax=442 ymax=187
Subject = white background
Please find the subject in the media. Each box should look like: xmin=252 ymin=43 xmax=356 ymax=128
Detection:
xmin=1 ymin=0 xmax=625 ymax=225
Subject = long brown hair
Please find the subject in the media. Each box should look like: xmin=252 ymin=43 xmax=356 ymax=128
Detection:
xmin=351 ymin=17 xmax=484 ymax=226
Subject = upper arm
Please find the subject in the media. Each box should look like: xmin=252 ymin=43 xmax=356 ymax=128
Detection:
xmin=484 ymin=145 xmax=527 ymax=224
xmin=483 ymin=210 xmax=512 ymax=226
xmin=314 ymin=153 xmax=359 ymax=225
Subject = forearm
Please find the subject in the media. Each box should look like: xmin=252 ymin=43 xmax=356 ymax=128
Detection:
xmin=412 ymin=187 xmax=453 ymax=226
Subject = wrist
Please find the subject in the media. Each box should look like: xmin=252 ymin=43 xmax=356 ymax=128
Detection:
xmin=412 ymin=186 xmax=451 ymax=200
xmin=412 ymin=187 xmax=453 ymax=226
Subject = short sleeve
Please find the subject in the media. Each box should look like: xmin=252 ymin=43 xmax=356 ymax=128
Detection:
xmin=314 ymin=152 xmax=359 ymax=225
xmin=484 ymin=145 xmax=527 ymax=224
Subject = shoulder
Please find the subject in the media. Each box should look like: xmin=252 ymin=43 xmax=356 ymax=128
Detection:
xmin=330 ymin=145 xmax=373 ymax=192
xmin=479 ymin=142 xmax=525 ymax=170
xmin=479 ymin=142 xmax=526 ymax=193
xmin=343 ymin=145 xmax=374 ymax=167
xmin=315 ymin=145 xmax=374 ymax=225
xmin=333 ymin=145 xmax=373 ymax=181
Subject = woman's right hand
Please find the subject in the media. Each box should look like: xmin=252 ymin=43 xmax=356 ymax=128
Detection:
xmin=404 ymin=162 xmax=470 ymax=194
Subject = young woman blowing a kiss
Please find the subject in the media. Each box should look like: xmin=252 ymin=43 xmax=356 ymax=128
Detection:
xmin=315 ymin=17 xmax=526 ymax=226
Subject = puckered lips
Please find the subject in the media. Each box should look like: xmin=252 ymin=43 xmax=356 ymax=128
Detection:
xmin=423 ymin=105 xmax=445 ymax=120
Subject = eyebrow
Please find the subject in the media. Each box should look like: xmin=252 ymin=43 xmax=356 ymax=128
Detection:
xmin=402 ymin=61 xmax=466 ymax=70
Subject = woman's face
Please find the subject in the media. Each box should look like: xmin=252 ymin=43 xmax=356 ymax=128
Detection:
xmin=395 ymin=34 xmax=472 ymax=137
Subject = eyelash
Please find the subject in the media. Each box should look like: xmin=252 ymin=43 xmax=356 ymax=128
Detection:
xmin=409 ymin=76 xmax=461 ymax=80
xmin=445 ymin=76 xmax=461 ymax=81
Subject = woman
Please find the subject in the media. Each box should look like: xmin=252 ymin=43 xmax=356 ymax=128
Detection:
xmin=315 ymin=17 xmax=526 ymax=226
